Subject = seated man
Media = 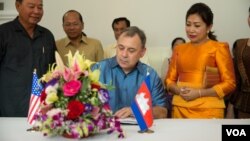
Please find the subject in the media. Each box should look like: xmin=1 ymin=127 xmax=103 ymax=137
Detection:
xmin=92 ymin=26 xmax=168 ymax=119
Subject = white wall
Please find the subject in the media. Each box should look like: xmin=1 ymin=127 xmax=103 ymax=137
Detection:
xmin=0 ymin=0 xmax=249 ymax=51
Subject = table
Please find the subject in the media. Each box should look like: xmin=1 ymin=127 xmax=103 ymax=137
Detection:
xmin=0 ymin=117 xmax=249 ymax=141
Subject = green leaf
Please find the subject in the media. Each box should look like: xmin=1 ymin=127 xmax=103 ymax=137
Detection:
xmin=81 ymin=76 xmax=90 ymax=92
xmin=90 ymin=97 xmax=99 ymax=106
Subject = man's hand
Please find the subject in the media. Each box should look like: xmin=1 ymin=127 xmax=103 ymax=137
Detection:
xmin=114 ymin=107 xmax=133 ymax=119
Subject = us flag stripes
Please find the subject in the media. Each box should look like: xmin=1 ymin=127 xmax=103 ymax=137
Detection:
xmin=27 ymin=70 xmax=43 ymax=125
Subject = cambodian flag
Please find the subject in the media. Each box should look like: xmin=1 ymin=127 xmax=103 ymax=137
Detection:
xmin=131 ymin=74 xmax=153 ymax=131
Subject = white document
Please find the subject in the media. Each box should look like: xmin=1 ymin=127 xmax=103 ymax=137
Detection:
xmin=119 ymin=117 xmax=138 ymax=125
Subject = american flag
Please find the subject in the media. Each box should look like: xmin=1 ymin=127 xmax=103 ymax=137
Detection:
xmin=27 ymin=70 xmax=43 ymax=125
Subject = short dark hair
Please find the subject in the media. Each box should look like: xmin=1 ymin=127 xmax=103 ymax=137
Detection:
xmin=120 ymin=26 xmax=146 ymax=48
xmin=16 ymin=0 xmax=22 ymax=3
xmin=112 ymin=17 xmax=130 ymax=29
xmin=171 ymin=37 xmax=186 ymax=49
xmin=63 ymin=10 xmax=83 ymax=24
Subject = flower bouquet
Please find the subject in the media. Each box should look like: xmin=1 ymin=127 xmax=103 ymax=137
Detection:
xmin=31 ymin=51 xmax=124 ymax=139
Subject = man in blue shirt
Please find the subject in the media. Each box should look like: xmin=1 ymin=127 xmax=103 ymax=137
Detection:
xmin=92 ymin=26 xmax=168 ymax=119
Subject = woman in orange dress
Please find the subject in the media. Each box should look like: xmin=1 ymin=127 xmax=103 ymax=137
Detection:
xmin=165 ymin=3 xmax=236 ymax=118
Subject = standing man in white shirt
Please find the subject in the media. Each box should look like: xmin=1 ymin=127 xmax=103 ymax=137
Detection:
xmin=104 ymin=17 xmax=130 ymax=58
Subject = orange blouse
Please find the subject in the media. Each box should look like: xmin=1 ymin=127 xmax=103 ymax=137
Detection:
xmin=166 ymin=40 xmax=236 ymax=108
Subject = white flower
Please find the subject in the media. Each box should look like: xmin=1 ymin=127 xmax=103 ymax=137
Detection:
xmin=45 ymin=84 xmax=58 ymax=94
xmin=47 ymin=108 xmax=63 ymax=117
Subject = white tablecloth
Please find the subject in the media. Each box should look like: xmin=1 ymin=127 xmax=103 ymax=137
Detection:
xmin=0 ymin=117 xmax=249 ymax=141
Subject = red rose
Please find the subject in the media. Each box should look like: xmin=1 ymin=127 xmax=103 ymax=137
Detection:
xmin=67 ymin=100 xmax=85 ymax=120
xmin=40 ymin=90 xmax=47 ymax=104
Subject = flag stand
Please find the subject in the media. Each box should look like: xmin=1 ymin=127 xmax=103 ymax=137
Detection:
xmin=138 ymin=128 xmax=154 ymax=133
xmin=26 ymin=127 xmax=39 ymax=132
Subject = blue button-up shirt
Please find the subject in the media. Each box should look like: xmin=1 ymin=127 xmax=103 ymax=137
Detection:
xmin=92 ymin=57 xmax=167 ymax=113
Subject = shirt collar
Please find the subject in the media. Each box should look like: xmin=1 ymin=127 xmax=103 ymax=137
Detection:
xmin=109 ymin=57 xmax=145 ymax=75
xmin=81 ymin=34 xmax=88 ymax=43
xmin=65 ymin=32 xmax=87 ymax=47
xmin=13 ymin=16 xmax=43 ymax=38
